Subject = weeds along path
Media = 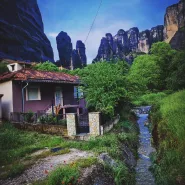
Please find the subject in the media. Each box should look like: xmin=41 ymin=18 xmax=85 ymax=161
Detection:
xmin=135 ymin=112 xmax=156 ymax=185
xmin=0 ymin=149 xmax=94 ymax=185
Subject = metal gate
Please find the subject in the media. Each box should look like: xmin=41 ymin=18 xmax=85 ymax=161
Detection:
xmin=77 ymin=113 xmax=89 ymax=133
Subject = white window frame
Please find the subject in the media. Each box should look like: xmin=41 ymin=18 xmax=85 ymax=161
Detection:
xmin=26 ymin=85 xmax=41 ymax=101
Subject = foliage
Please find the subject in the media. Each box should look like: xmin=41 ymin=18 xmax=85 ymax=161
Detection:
xmin=150 ymin=42 xmax=178 ymax=89
xmin=150 ymin=90 xmax=185 ymax=185
xmin=128 ymin=54 xmax=162 ymax=93
xmin=133 ymin=92 xmax=168 ymax=106
xmin=73 ymin=61 xmax=130 ymax=117
xmin=0 ymin=62 xmax=9 ymax=74
xmin=33 ymin=61 xmax=59 ymax=72
xmin=47 ymin=165 xmax=79 ymax=185
xmin=24 ymin=111 xmax=34 ymax=123
xmin=39 ymin=114 xmax=66 ymax=125
xmin=45 ymin=157 xmax=97 ymax=185
xmin=166 ymin=50 xmax=185 ymax=90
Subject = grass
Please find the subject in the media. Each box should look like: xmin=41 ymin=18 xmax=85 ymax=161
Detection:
xmin=0 ymin=123 xmax=64 ymax=166
xmin=0 ymin=115 xmax=138 ymax=184
xmin=150 ymin=90 xmax=185 ymax=185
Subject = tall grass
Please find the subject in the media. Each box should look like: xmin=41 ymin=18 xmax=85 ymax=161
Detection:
xmin=150 ymin=90 xmax=185 ymax=185
xmin=0 ymin=123 xmax=63 ymax=165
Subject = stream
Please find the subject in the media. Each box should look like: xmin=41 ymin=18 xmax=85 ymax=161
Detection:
xmin=135 ymin=108 xmax=156 ymax=185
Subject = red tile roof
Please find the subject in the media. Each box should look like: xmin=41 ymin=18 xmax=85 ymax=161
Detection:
xmin=0 ymin=69 xmax=79 ymax=84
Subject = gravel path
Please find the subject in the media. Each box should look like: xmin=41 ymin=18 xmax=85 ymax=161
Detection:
xmin=0 ymin=149 xmax=94 ymax=185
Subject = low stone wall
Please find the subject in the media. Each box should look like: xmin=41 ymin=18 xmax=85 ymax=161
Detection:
xmin=12 ymin=122 xmax=68 ymax=136
xmin=101 ymin=115 xmax=120 ymax=135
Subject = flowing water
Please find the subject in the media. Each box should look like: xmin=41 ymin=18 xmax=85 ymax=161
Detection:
xmin=135 ymin=111 xmax=156 ymax=185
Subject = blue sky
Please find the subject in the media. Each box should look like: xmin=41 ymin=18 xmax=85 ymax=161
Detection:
xmin=37 ymin=0 xmax=178 ymax=63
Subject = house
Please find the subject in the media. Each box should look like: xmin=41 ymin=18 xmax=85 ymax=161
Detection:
xmin=0 ymin=62 xmax=86 ymax=120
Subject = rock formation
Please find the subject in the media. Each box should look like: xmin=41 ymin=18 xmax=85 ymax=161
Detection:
xmin=72 ymin=41 xmax=87 ymax=69
xmin=56 ymin=31 xmax=73 ymax=68
xmin=138 ymin=30 xmax=150 ymax=53
xmin=93 ymin=26 xmax=164 ymax=63
xmin=56 ymin=32 xmax=87 ymax=69
xmin=94 ymin=0 xmax=185 ymax=63
xmin=0 ymin=0 xmax=54 ymax=62
xmin=164 ymin=0 xmax=185 ymax=49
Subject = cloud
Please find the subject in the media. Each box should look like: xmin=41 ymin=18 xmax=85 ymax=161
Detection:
xmin=48 ymin=32 xmax=58 ymax=38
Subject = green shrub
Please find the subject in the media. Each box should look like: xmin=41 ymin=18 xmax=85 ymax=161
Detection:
xmin=24 ymin=111 xmax=34 ymax=123
xmin=133 ymin=92 xmax=168 ymax=106
xmin=47 ymin=165 xmax=79 ymax=185
xmin=39 ymin=115 xmax=66 ymax=125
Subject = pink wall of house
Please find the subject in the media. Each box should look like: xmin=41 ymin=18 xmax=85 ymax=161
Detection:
xmin=12 ymin=81 xmax=82 ymax=113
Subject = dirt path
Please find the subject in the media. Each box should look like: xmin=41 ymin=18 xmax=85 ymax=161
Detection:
xmin=0 ymin=149 xmax=94 ymax=185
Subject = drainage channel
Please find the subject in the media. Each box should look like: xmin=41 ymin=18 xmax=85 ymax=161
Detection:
xmin=135 ymin=111 xmax=156 ymax=185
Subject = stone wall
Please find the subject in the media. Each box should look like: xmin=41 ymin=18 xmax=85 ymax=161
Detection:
xmin=12 ymin=123 xmax=67 ymax=136
xmin=101 ymin=115 xmax=120 ymax=135
xmin=89 ymin=112 xmax=101 ymax=136
xmin=66 ymin=113 xmax=77 ymax=136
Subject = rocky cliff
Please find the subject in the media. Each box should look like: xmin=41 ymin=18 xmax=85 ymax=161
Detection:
xmin=93 ymin=26 xmax=164 ymax=63
xmin=56 ymin=32 xmax=87 ymax=69
xmin=94 ymin=0 xmax=185 ymax=63
xmin=0 ymin=0 xmax=54 ymax=62
xmin=164 ymin=0 xmax=185 ymax=49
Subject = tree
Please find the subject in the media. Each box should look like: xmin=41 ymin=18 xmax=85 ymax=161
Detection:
xmin=127 ymin=55 xmax=162 ymax=93
xmin=33 ymin=61 xmax=59 ymax=72
xmin=150 ymin=42 xmax=177 ymax=89
xmin=0 ymin=63 xmax=9 ymax=74
xmin=166 ymin=50 xmax=185 ymax=90
xmin=77 ymin=61 xmax=130 ymax=117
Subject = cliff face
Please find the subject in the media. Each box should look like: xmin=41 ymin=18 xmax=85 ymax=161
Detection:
xmin=164 ymin=0 xmax=185 ymax=49
xmin=56 ymin=31 xmax=73 ymax=68
xmin=56 ymin=32 xmax=87 ymax=69
xmin=94 ymin=1 xmax=185 ymax=63
xmin=72 ymin=41 xmax=87 ymax=69
xmin=0 ymin=0 xmax=54 ymax=62
xmin=94 ymin=26 xmax=164 ymax=63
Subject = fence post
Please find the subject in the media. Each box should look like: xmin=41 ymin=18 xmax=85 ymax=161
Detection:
xmin=89 ymin=112 xmax=101 ymax=136
xmin=66 ymin=113 xmax=77 ymax=136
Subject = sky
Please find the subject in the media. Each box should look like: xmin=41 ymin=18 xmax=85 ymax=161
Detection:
xmin=37 ymin=0 xmax=178 ymax=63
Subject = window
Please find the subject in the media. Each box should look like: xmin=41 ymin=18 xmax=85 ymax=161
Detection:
xmin=11 ymin=64 xmax=15 ymax=71
xmin=74 ymin=86 xmax=84 ymax=99
xmin=26 ymin=86 xmax=41 ymax=101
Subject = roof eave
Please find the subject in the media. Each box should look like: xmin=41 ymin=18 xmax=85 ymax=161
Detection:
xmin=15 ymin=79 xmax=81 ymax=85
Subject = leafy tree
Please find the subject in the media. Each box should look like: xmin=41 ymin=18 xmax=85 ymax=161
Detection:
xmin=77 ymin=61 xmax=130 ymax=117
xmin=150 ymin=42 xmax=177 ymax=89
xmin=127 ymin=55 xmax=162 ymax=94
xmin=33 ymin=61 xmax=59 ymax=72
xmin=0 ymin=63 xmax=9 ymax=74
xmin=166 ymin=50 xmax=185 ymax=90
